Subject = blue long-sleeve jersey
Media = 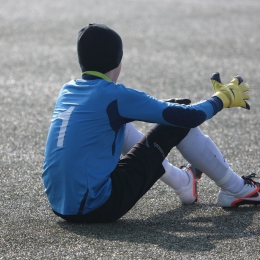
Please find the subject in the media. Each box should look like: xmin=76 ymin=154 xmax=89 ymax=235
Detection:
xmin=42 ymin=77 xmax=222 ymax=215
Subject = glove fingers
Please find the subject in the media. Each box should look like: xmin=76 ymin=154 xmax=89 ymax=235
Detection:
xmin=211 ymin=72 xmax=223 ymax=92
xmin=211 ymin=80 xmax=224 ymax=92
xmin=211 ymin=72 xmax=222 ymax=83
xmin=230 ymin=76 xmax=243 ymax=86
xmin=239 ymin=83 xmax=250 ymax=100
xmin=230 ymin=75 xmax=244 ymax=85
xmin=235 ymin=75 xmax=243 ymax=85
xmin=242 ymin=93 xmax=250 ymax=100
xmin=239 ymin=82 xmax=250 ymax=92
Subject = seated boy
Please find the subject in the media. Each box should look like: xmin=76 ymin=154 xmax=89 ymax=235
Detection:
xmin=42 ymin=23 xmax=259 ymax=223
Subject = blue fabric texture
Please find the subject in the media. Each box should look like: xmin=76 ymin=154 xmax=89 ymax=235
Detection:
xmin=42 ymin=78 xmax=222 ymax=215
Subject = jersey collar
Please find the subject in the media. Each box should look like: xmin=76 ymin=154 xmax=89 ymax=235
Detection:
xmin=82 ymin=71 xmax=112 ymax=82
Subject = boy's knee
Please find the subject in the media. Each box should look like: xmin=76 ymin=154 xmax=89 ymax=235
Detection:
xmin=141 ymin=125 xmax=191 ymax=159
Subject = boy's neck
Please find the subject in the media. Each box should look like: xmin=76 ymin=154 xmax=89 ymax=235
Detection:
xmin=82 ymin=62 xmax=121 ymax=83
xmin=105 ymin=62 xmax=121 ymax=82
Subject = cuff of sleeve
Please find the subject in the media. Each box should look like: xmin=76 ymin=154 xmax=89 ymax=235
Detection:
xmin=207 ymin=96 xmax=224 ymax=115
xmin=212 ymin=92 xmax=230 ymax=108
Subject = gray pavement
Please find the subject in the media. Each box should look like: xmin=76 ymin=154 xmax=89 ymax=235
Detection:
xmin=1 ymin=0 xmax=260 ymax=259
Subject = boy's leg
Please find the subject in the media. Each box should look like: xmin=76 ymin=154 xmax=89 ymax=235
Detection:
xmin=123 ymin=123 xmax=190 ymax=191
xmin=57 ymin=124 xmax=190 ymax=223
xmin=123 ymin=123 xmax=260 ymax=207
xmin=101 ymin=124 xmax=191 ymax=222
xmin=177 ymin=127 xmax=260 ymax=207
xmin=54 ymin=142 xmax=166 ymax=223
xmin=123 ymin=123 xmax=202 ymax=203
xmin=176 ymin=127 xmax=244 ymax=193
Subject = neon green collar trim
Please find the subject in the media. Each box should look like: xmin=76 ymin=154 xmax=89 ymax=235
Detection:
xmin=82 ymin=71 xmax=112 ymax=82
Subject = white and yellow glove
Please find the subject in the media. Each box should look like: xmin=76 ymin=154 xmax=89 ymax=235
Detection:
xmin=211 ymin=72 xmax=250 ymax=110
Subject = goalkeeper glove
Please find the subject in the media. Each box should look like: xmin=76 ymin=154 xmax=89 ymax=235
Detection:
xmin=211 ymin=72 xmax=250 ymax=110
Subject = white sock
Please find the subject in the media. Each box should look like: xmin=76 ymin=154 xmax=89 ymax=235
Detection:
xmin=176 ymin=127 xmax=244 ymax=194
xmin=161 ymin=158 xmax=189 ymax=190
xmin=123 ymin=123 xmax=189 ymax=190
xmin=122 ymin=122 xmax=144 ymax=156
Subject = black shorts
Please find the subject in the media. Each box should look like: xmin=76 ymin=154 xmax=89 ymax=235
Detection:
xmin=54 ymin=126 xmax=190 ymax=223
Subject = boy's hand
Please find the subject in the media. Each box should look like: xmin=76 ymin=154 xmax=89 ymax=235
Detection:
xmin=211 ymin=72 xmax=250 ymax=110
xmin=163 ymin=98 xmax=191 ymax=105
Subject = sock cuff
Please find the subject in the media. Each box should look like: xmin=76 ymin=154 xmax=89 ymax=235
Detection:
xmin=215 ymin=168 xmax=233 ymax=186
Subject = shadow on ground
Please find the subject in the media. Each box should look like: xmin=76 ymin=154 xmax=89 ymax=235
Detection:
xmin=58 ymin=204 xmax=260 ymax=252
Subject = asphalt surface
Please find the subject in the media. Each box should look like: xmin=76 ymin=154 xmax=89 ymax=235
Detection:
xmin=1 ymin=0 xmax=260 ymax=259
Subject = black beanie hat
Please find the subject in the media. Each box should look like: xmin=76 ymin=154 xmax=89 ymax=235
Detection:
xmin=77 ymin=23 xmax=123 ymax=73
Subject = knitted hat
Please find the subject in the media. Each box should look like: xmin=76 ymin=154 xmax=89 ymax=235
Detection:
xmin=77 ymin=23 xmax=123 ymax=73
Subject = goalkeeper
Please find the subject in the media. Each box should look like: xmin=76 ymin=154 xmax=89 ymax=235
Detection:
xmin=42 ymin=23 xmax=259 ymax=224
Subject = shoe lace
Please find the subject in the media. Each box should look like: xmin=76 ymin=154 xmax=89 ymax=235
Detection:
xmin=242 ymin=173 xmax=260 ymax=187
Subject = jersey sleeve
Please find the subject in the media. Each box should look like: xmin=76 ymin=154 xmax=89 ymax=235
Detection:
xmin=116 ymin=84 xmax=222 ymax=128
